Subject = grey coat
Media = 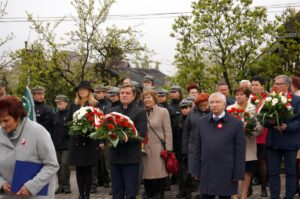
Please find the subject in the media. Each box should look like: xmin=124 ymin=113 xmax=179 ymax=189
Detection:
xmin=191 ymin=113 xmax=246 ymax=196
xmin=0 ymin=118 xmax=59 ymax=199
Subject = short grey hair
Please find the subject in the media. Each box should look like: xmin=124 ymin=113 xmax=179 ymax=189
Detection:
xmin=239 ymin=80 xmax=251 ymax=88
xmin=209 ymin=92 xmax=227 ymax=104
xmin=275 ymin=75 xmax=292 ymax=91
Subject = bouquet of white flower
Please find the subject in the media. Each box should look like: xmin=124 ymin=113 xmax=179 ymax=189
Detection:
xmin=256 ymin=91 xmax=293 ymax=126
xmin=69 ymin=106 xmax=104 ymax=136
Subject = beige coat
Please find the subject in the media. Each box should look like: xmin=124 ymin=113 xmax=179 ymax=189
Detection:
xmin=143 ymin=105 xmax=173 ymax=179
xmin=227 ymin=102 xmax=259 ymax=161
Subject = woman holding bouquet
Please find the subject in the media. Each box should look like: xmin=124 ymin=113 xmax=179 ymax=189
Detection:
xmin=227 ymin=86 xmax=261 ymax=199
xmin=143 ymin=89 xmax=173 ymax=199
xmin=68 ymin=80 xmax=99 ymax=199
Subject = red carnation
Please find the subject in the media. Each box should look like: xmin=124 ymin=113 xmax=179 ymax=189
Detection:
xmin=109 ymin=133 xmax=117 ymax=140
xmin=108 ymin=123 xmax=115 ymax=130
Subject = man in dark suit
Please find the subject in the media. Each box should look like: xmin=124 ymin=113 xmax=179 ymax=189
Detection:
xmin=107 ymin=83 xmax=147 ymax=199
xmin=191 ymin=92 xmax=246 ymax=199
xmin=266 ymin=75 xmax=300 ymax=199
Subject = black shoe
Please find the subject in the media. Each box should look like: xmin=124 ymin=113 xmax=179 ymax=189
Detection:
xmin=260 ymin=189 xmax=268 ymax=197
xmin=252 ymin=177 xmax=261 ymax=186
xmin=247 ymin=186 xmax=253 ymax=197
xmin=90 ymin=186 xmax=97 ymax=193
xmin=78 ymin=196 xmax=84 ymax=199
xmin=104 ymin=182 xmax=110 ymax=188
xmin=176 ymin=192 xmax=186 ymax=198
xmin=55 ymin=187 xmax=64 ymax=194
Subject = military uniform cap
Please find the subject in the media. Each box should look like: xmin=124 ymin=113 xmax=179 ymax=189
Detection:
xmin=156 ymin=88 xmax=169 ymax=96
xmin=179 ymin=99 xmax=193 ymax=107
xmin=94 ymin=85 xmax=107 ymax=92
xmin=32 ymin=85 xmax=46 ymax=93
xmin=170 ymin=85 xmax=182 ymax=92
xmin=131 ymin=81 xmax=143 ymax=92
xmin=108 ymin=87 xmax=120 ymax=96
xmin=0 ymin=80 xmax=6 ymax=86
xmin=144 ymin=75 xmax=155 ymax=82
xmin=55 ymin=95 xmax=69 ymax=102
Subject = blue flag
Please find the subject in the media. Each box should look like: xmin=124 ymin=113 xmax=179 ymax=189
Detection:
xmin=22 ymin=86 xmax=36 ymax=121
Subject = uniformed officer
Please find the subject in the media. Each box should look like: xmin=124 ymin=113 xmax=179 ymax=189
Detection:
xmin=52 ymin=95 xmax=71 ymax=194
xmin=32 ymin=85 xmax=53 ymax=133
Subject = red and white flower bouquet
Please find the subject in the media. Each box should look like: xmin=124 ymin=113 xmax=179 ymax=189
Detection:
xmin=69 ymin=106 xmax=104 ymax=136
xmin=90 ymin=112 xmax=143 ymax=147
xmin=256 ymin=91 xmax=293 ymax=126
xmin=227 ymin=107 xmax=261 ymax=136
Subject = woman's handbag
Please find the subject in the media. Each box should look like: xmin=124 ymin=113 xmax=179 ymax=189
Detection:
xmin=148 ymin=122 xmax=179 ymax=175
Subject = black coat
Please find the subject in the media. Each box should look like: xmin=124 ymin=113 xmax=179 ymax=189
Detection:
xmin=68 ymin=103 xmax=99 ymax=166
xmin=182 ymin=106 xmax=210 ymax=173
xmin=34 ymin=101 xmax=54 ymax=133
xmin=191 ymin=112 xmax=246 ymax=196
xmin=107 ymin=101 xmax=147 ymax=164
xmin=51 ymin=109 xmax=69 ymax=151
xmin=97 ymin=98 xmax=111 ymax=112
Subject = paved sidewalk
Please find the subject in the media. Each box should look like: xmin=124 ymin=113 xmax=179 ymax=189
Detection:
xmin=56 ymin=170 xmax=292 ymax=199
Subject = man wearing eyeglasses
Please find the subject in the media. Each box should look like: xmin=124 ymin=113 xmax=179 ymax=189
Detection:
xmin=266 ymin=75 xmax=300 ymax=199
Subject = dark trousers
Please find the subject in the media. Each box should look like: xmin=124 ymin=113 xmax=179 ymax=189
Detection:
xmin=267 ymin=148 xmax=297 ymax=199
xmin=76 ymin=166 xmax=92 ymax=197
xmin=144 ymin=177 xmax=167 ymax=198
xmin=56 ymin=150 xmax=71 ymax=190
xmin=110 ymin=163 xmax=140 ymax=199
xmin=201 ymin=194 xmax=230 ymax=199
xmin=97 ymin=149 xmax=110 ymax=184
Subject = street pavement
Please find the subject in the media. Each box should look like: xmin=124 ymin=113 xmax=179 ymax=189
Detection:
xmin=55 ymin=171 xmax=295 ymax=199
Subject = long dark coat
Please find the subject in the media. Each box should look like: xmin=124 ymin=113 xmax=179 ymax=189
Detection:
xmin=182 ymin=106 xmax=210 ymax=173
xmin=68 ymin=103 xmax=99 ymax=166
xmin=191 ymin=112 xmax=246 ymax=196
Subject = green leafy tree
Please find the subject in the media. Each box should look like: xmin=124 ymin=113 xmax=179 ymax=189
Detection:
xmin=11 ymin=0 xmax=156 ymax=102
xmin=171 ymin=0 xmax=274 ymax=92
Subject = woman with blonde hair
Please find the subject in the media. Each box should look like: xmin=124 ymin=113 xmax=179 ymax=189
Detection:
xmin=143 ymin=89 xmax=173 ymax=199
xmin=68 ymin=80 xmax=99 ymax=199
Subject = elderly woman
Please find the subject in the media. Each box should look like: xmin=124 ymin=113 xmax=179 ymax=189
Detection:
xmin=68 ymin=80 xmax=99 ymax=199
xmin=227 ymin=86 xmax=261 ymax=199
xmin=143 ymin=89 xmax=172 ymax=199
xmin=0 ymin=96 xmax=59 ymax=198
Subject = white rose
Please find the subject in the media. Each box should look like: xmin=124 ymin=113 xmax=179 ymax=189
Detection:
xmin=265 ymin=97 xmax=272 ymax=102
xmin=255 ymin=99 xmax=260 ymax=104
xmin=281 ymin=96 xmax=287 ymax=104
xmin=270 ymin=91 xmax=276 ymax=96
xmin=272 ymin=98 xmax=278 ymax=106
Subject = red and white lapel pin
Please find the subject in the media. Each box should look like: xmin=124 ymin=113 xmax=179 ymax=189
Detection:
xmin=20 ymin=139 xmax=28 ymax=146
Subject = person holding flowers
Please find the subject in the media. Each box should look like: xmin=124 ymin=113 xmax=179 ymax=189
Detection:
xmin=251 ymin=75 xmax=269 ymax=197
xmin=262 ymin=75 xmax=300 ymax=199
xmin=106 ymin=83 xmax=147 ymax=199
xmin=68 ymin=80 xmax=100 ymax=199
xmin=142 ymin=89 xmax=173 ymax=199
xmin=227 ymin=86 xmax=262 ymax=199
xmin=291 ymin=76 xmax=300 ymax=195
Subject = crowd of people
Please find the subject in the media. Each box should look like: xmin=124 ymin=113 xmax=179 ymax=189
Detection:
xmin=0 ymin=74 xmax=300 ymax=199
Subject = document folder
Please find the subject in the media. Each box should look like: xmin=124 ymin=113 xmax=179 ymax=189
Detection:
xmin=11 ymin=160 xmax=48 ymax=196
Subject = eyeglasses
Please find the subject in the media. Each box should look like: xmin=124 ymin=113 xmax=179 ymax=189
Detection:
xmin=274 ymin=82 xmax=287 ymax=86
